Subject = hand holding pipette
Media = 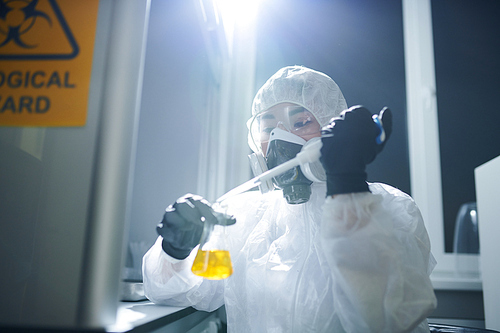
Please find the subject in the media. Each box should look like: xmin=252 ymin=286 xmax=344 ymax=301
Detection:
xmin=320 ymin=106 xmax=392 ymax=196
xmin=216 ymin=106 xmax=391 ymax=203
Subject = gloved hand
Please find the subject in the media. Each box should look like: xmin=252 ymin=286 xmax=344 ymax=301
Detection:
xmin=320 ymin=106 xmax=393 ymax=196
xmin=156 ymin=193 xmax=236 ymax=260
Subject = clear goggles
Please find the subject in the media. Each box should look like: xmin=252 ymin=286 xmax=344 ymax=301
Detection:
xmin=249 ymin=105 xmax=321 ymax=152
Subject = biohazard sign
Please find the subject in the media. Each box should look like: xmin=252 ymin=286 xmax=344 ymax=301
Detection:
xmin=0 ymin=0 xmax=99 ymax=126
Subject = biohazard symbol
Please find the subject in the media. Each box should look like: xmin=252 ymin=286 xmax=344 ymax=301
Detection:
xmin=0 ymin=0 xmax=78 ymax=60
xmin=0 ymin=0 xmax=51 ymax=48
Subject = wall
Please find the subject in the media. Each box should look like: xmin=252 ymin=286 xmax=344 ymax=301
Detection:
xmin=126 ymin=0 xmax=214 ymax=267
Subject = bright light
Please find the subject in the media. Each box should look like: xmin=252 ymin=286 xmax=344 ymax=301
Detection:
xmin=216 ymin=0 xmax=264 ymax=29
xmin=213 ymin=0 xmax=264 ymax=58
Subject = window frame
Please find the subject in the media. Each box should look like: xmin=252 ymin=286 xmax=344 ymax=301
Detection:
xmin=402 ymin=0 xmax=481 ymax=290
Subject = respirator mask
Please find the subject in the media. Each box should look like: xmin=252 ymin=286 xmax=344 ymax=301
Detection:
xmin=248 ymin=127 xmax=326 ymax=205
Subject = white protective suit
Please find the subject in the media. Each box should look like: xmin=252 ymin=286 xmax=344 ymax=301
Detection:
xmin=143 ymin=66 xmax=437 ymax=332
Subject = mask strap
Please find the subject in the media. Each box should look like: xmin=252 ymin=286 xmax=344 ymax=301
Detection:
xmin=248 ymin=152 xmax=274 ymax=194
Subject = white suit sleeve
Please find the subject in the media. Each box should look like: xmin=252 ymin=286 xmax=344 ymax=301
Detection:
xmin=320 ymin=184 xmax=437 ymax=332
xmin=142 ymin=236 xmax=225 ymax=312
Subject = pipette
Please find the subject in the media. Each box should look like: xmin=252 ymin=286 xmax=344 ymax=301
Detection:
xmin=215 ymin=110 xmax=387 ymax=204
xmin=215 ymin=139 xmax=323 ymax=204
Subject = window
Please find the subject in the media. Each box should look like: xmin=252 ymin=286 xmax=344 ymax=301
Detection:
xmin=404 ymin=0 xmax=500 ymax=287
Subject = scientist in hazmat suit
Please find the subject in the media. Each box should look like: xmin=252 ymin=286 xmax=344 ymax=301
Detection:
xmin=143 ymin=66 xmax=437 ymax=332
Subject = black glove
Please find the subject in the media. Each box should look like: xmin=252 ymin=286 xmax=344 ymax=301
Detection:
xmin=156 ymin=193 xmax=236 ymax=260
xmin=320 ymin=106 xmax=393 ymax=196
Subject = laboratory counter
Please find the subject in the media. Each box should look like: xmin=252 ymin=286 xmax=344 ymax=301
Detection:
xmin=0 ymin=302 xmax=221 ymax=333
xmin=2 ymin=301 xmax=499 ymax=332
xmin=111 ymin=301 xmax=221 ymax=332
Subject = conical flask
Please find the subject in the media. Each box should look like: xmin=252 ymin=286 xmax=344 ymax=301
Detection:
xmin=191 ymin=210 xmax=233 ymax=280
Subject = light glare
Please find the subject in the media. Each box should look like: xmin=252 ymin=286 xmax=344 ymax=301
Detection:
xmin=216 ymin=0 xmax=262 ymax=29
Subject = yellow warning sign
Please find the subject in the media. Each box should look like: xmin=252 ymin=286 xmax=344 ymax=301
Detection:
xmin=0 ymin=0 xmax=99 ymax=127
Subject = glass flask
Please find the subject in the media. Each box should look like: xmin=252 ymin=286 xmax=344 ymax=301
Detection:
xmin=453 ymin=202 xmax=480 ymax=254
xmin=453 ymin=202 xmax=480 ymax=276
xmin=191 ymin=207 xmax=233 ymax=280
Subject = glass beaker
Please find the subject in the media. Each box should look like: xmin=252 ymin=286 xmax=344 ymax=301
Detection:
xmin=191 ymin=208 xmax=233 ymax=280
xmin=453 ymin=202 xmax=480 ymax=254
xmin=453 ymin=202 xmax=480 ymax=276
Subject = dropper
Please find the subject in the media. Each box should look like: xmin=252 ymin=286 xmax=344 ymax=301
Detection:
xmin=215 ymin=110 xmax=387 ymax=204
xmin=215 ymin=139 xmax=323 ymax=204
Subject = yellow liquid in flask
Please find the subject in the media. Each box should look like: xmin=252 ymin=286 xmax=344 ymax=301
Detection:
xmin=191 ymin=249 xmax=233 ymax=280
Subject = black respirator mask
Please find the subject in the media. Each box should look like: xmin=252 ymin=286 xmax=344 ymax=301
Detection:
xmin=265 ymin=128 xmax=324 ymax=204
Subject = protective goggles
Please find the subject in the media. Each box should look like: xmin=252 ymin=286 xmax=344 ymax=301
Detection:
xmin=248 ymin=105 xmax=321 ymax=152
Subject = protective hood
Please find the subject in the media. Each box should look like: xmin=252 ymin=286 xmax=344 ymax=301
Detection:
xmin=247 ymin=66 xmax=347 ymax=153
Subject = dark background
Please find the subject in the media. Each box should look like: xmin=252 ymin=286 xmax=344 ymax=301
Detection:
xmin=432 ymin=0 xmax=500 ymax=252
